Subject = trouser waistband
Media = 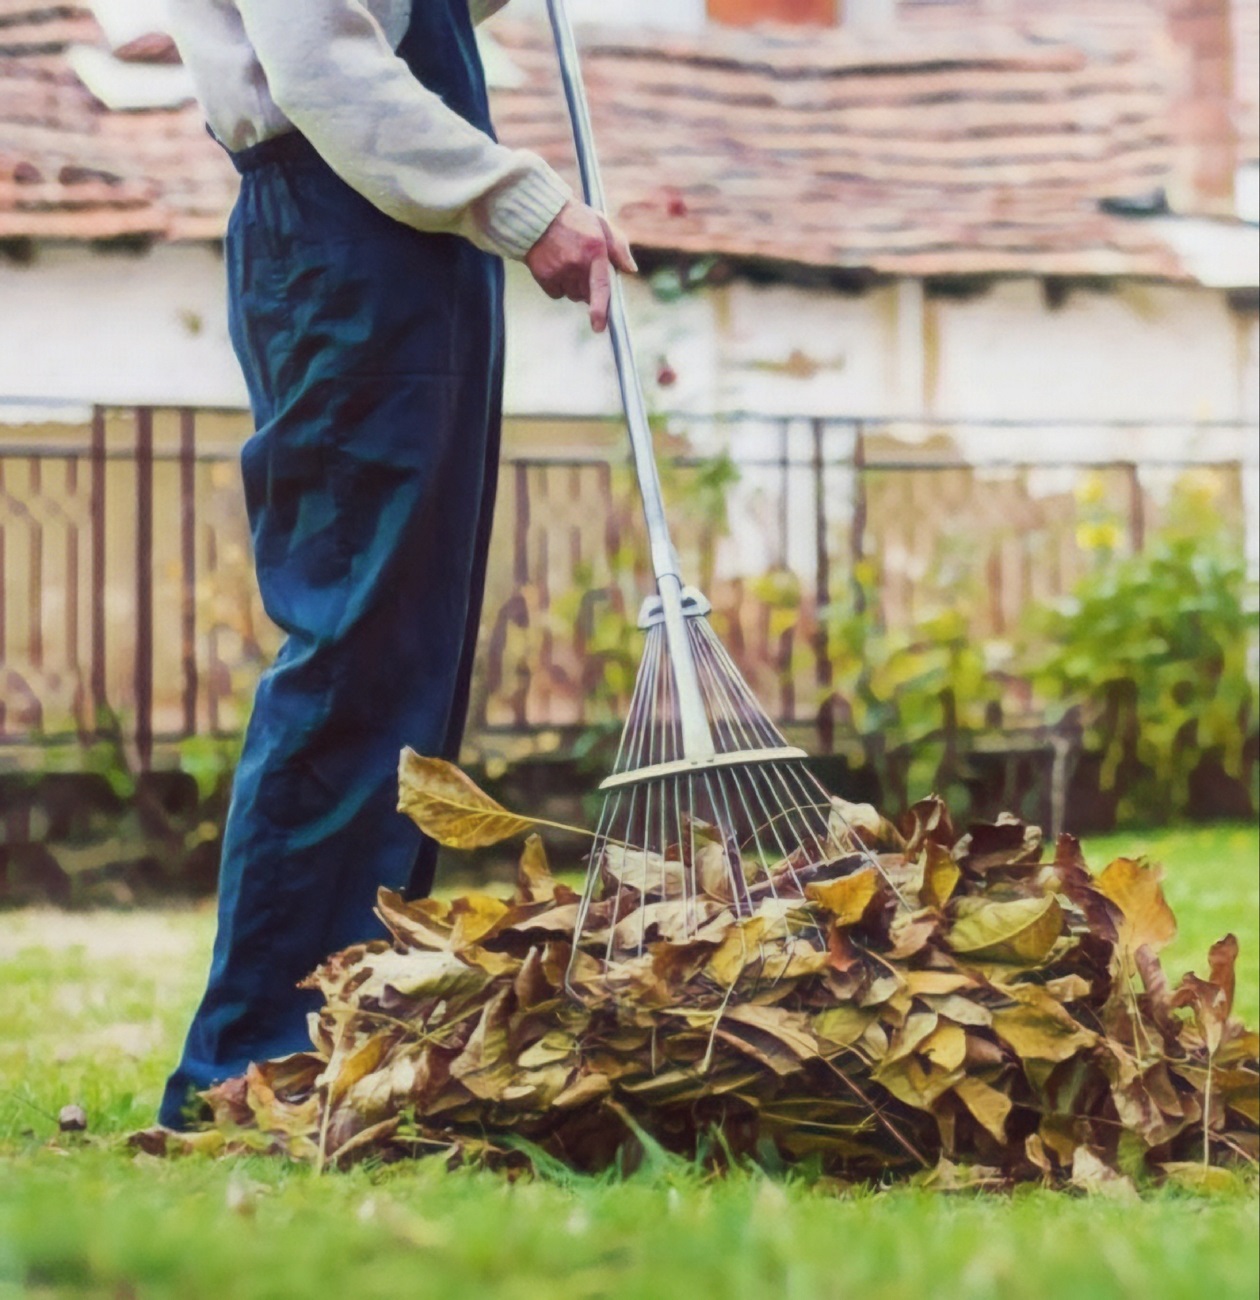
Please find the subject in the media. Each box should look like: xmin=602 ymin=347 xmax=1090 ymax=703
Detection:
xmin=225 ymin=130 xmax=322 ymax=175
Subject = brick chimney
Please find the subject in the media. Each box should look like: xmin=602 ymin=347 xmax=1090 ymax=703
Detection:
xmin=708 ymin=0 xmax=839 ymax=25
xmin=1165 ymin=0 xmax=1239 ymax=215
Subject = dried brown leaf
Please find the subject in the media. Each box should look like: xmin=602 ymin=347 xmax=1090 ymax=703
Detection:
xmin=1097 ymin=857 xmax=1176 ymax=955
xmin=953 ymin=816 xmax=1043 ymax=873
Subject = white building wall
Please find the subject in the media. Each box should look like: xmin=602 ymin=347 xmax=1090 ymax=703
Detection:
xmin=4 ymin=245 xmax=1255 ymax=431
xmin=2 ymin=244 xmax=1255 ymax=571
xmin=0 ymin=244 xmax=248 ymax=412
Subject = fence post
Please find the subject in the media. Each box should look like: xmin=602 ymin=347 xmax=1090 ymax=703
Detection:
xmin=850 ymin=421 xmax=867 ymax=615
xmin=812 ymin=418 xmax=834 ymax=752
xmin=1126 ymin=462 xmax=1145 ymax=552
xmin=135 ymin=407 xmax=154 ymax=771
xmin=179 ymin=409 xmax=198 ymax=738
xmin=90 ymin=406 xmax=107 ymax=729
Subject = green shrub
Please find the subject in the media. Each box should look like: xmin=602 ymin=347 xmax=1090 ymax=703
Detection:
xmin=1023 ymin=478 xmax=1258 ymax=822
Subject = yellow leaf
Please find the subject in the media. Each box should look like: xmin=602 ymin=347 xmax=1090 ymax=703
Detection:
xmin=1097 ymin=857 xmax=1176 ymax=954
xmin=922 ymin=993 xmax=993 ymax=1027
xmin=828 ymin=799 xmax=904 ymax=851
xmin=517 ymin=834 xmax=556 ymax=904
xmin=920 ymin=841 xmax=961 ymax=911
xmin=324 ymin=1035 xmax=392 ymax=1109
xmin=903 ymin=970 xmax=978 ymax=997
xmin=953 ymin=1076 xmax=1011 ymax=1144
xmin=875 ymin=1056 xmax=963 ymax=1111
xmin=920 ymin=1022 xmax=967 ymax=1072
xmin=881 ymin=1010 xmax=940 ymax=1068
xmin=806 ymin=867 xmax=879 ymax=926
xmin=375 ymin=890 xmax=453 ymax=950
xmin=449 ymin=894 xmax=511 ymax=947
xmin=397 ymin=750 xmax=536 ymax=848
xmin=812 ymin=1005 xmax=877 ymax=1051
xmin=992 ymin=986 xmax=1098 ymax=1063
xmin=552 ymin=1072 xmax=612 ymax=1110
xmin=705 ymin=916 xmax=771 ymax=988
xmin=947 ymin=895 xmax=1064 ymax=963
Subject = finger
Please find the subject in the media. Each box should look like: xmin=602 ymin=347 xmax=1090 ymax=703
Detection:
xmin=588 ymin=251 xmax=611 ymax=333
xmin=601 ymin=218 xmax=638 ymax=275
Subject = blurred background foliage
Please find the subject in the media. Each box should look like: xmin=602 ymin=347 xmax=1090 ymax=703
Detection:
xmin=2 ymin=460 xmax=1256 ymax=907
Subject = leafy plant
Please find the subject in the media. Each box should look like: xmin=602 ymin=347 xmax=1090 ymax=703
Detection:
xmin=823 ymin=560 xmax=1004 ymax=814
xmin=1024 ymin=477 xmax=1258 ymax=822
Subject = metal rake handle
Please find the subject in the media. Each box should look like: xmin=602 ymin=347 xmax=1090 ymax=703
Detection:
xmin=544 ymin=0 xmax=716 ymax=761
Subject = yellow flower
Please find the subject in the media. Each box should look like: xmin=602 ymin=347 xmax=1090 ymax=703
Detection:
xmin=1076 ymin=521 xmax=1123 ymax=551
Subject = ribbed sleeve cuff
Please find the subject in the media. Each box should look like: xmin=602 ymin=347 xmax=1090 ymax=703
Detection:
xmin=480 ymin=158 xmax=573 ymax=261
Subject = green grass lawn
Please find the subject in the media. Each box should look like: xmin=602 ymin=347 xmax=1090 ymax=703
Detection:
xmin=1 ymin=823 xmax=1257 ymax=1300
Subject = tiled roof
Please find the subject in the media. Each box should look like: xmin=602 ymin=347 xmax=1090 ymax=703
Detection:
xmin=0 ymin=1 xmax=233 ymax=241
xmin=0 ymin=1 xmax=1254 ymax=280
xmin=492 ymin=18 xmax=1190 ymax=278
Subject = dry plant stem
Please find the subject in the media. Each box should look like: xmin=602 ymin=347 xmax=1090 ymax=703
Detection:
xmin=700 ymin=980 xmax=739 ymax=1075
xmin=821 ymin=1057 xmax=930 ymax=1169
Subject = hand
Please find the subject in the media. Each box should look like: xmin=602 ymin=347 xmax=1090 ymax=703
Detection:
xmin=524 ymin=201 xmax=638 ymax=332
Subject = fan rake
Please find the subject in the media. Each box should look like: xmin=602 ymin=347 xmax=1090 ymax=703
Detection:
xmin=546 ymin=0 xmax=892 ymax=977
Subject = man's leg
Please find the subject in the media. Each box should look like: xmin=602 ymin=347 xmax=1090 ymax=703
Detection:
xmin=160 ymin=169 xmax=505 ymax=1126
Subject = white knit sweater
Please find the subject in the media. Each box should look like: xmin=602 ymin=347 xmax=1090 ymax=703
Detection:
xmin=165 ymin=0 xmax=571 ymax=260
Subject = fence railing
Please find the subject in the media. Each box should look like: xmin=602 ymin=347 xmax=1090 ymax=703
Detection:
xmin=0 ymin=405 xmax=1253 ymax=769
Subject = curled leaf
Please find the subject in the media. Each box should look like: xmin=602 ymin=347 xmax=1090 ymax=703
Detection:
xmin=1097 ymin=857 xmax=1176 ymax=955
xmin=398 ymin=750 xmax=537 ymax=848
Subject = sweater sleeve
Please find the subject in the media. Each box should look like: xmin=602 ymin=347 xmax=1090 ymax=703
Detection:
xmin=234 ymin=0 xmax=569 ymax=259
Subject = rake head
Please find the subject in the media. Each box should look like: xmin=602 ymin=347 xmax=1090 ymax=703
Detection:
xmin=571 ymin=588 xmax=886 ymax=968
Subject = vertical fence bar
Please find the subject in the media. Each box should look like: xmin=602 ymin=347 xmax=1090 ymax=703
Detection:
xmin=179 ymin=409 xmax=198 ymax=737
xmin=135 ymin=407 xmax=154 ymax=770
xmin=812 ymin=418 xmax=834 ymax=752
xmin=0 ymin=459 xmax=6 ymax=736
xmin=27 ymin=461 xmax=43 ymax=678
xmin=206 ymin=527 xmax=221 ymax=735
xmin=850 ymin=421 xmax=868 ymax=616
xmin=1126 ymin=462 xmax=1145 ymax=552
xmin=65 ymin=456 xmax=81 ymax=728
xmin=90 ymin=406 xmax=107 ymax=727
xmin=777 ymin=418 xmax=790 ymax=569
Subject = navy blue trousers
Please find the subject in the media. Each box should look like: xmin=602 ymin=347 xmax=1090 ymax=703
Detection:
xmin=159 ymin=134 xmax=504 ymax=1127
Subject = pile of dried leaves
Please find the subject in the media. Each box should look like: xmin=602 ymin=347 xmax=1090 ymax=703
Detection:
xmin=162 ymin=753 xmax=1258 ymax=1190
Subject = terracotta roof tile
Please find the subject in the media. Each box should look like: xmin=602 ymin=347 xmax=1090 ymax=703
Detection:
xmin=488 ymin=18 xmax=1194 ymax=277
xmin=0 ymin=2 xmax=1254 ymax=279
xmin=0 ymin=3 xmax=235 ymax=242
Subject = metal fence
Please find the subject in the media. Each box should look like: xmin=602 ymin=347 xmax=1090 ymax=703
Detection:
xmin=0 ymin=405 xmax=1252 ymax=769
